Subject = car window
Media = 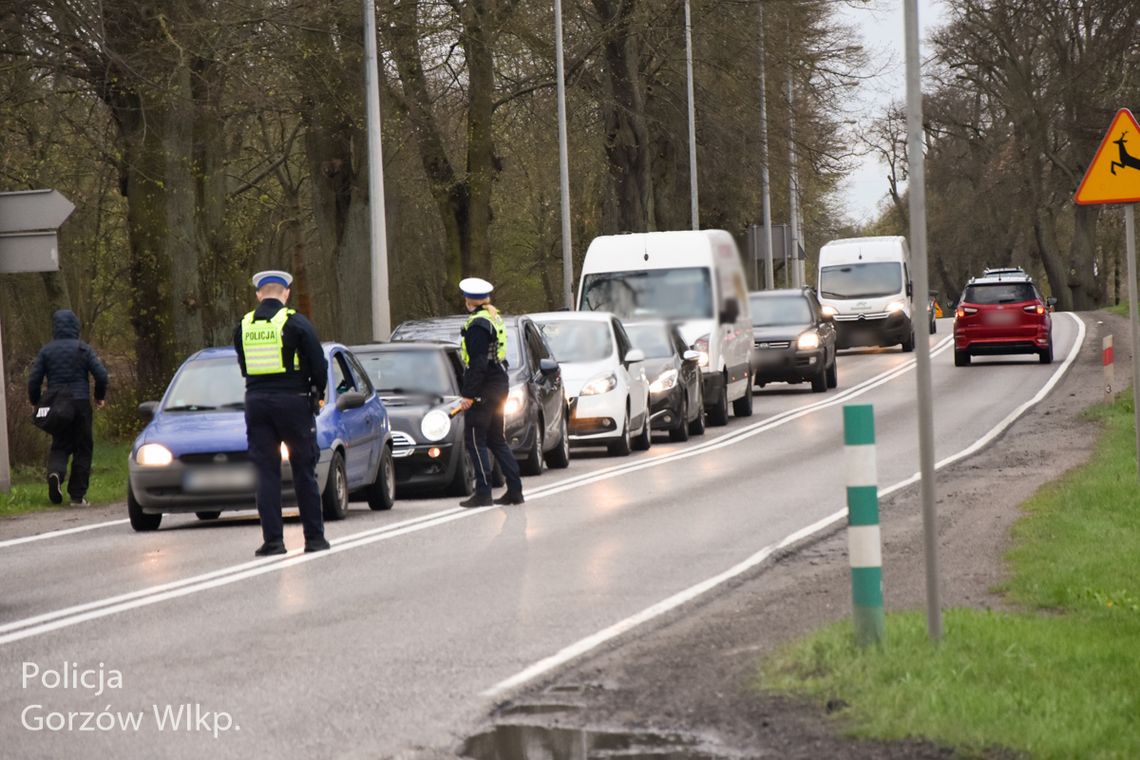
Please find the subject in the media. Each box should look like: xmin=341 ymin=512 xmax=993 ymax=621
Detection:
xmin=537 ymin=320 xmax=614 ymax=363
xmin=346 ymin=354 xmax=374 ymax=394
xmin=356 ymin=349 xmax=457 ymax=396
xmin=963 ymin=283 xmax=1037 ymax=304
xmin=624 ymin=323 xmax=675 ymax=358
xmin=163 ymin=356 xmax=246 ymax=411
xmin=525 ymin=323 xmax=551 ymax=364
xmin=750 ymin=295 xmax=813 ymax=326
xmin=332 ymin=353 xmax=355 ymax=395
xmin=392 ymin=318 xmax=523 ymax=366
xmin=579 ymin=267 xmax=713 ymax=320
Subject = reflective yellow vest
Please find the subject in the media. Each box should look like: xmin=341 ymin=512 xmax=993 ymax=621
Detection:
xmin=460 ymin=305 xmax=508 ymax=367
xmin=240 ymin=308 xmax=300 ymax=375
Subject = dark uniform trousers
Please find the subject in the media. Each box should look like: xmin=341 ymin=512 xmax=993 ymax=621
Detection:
xmin=464 ymin=386 xmax=523 ymax=497
xmin=48 ymin=399 xmax=94 ymax=499
xmin=245 ymin=393 xmax=323 ymax=542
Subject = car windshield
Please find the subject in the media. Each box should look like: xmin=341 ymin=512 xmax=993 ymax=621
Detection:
xmin=390 ymin=319 xmax=521 ymax=366
xmin=819 ymin=262 xmax=903 ymax=299
xmin=580 ymin=267 xmax=713 ymax=320
xmin=624 ymin=324 xmax=675 ymax=358
xmin=163 ymin=357 xmax=246 ymax=412
xmin=750 ymin=295 xmax=813 ymax=326
xmin=356 ymin=350 xmax=455 ymax=396
xmin=537 ymin=320 xmax=614 ymax=363
xmin=963 ymin=283 xmax=1037 ymax=305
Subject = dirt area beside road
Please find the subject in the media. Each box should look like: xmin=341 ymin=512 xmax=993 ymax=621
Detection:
xmin=468 ymin=312 xmax=1119 ymax=759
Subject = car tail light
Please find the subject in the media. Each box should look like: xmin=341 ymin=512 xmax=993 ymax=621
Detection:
xmin=1023 ymin=304 xmax=1045 ymax=316
xmin=955 ymin=306 xmax=978 ymax=318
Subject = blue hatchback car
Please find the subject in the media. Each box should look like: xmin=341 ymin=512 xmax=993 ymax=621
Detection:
xmin=127 ymin=344 xmax=394 ymax=531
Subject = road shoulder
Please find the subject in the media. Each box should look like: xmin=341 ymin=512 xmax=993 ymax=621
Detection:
xmin=467 ymin=312 xmax=1113 ymax=758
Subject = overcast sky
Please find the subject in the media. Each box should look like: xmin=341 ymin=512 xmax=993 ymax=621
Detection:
xmin=836 ymin=0 xmax=948 ymax=225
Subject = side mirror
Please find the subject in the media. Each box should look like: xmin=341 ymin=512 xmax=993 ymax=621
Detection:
xmin=906 ymin=281 xmax=914 ymax=297
xmin=682 ymin=350 xmax=701 ymax=363
xmin=538 ymin=357 xmax=560 ymax=375
xmin=624 ymin=348 xmax=646 ymax=364
xmin=1046 ymin=297 xmax=1058 ymax=308
xmin=138 ymin=401 xmax=159 ymax=421
xmin=719 ymin=297 xmax=740 ymax=325
xmin=336 ymin=391 xmax=366 ymax=411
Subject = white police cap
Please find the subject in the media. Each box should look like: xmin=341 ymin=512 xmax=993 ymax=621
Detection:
xmin=459 ymin=277 xmax=494 ymax=299
xmin=252 ymin=270 xmax=293 ymax=289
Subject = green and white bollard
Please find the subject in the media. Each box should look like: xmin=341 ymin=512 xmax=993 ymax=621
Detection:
xmin=844 ymin=404 xmax=885 ymax=648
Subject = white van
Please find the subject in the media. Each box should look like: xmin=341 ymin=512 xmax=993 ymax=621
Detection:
xmin=576 ymin=230 xmax=754 ymax=425
xmin=816 ymin=236 xmax=915 ymax=352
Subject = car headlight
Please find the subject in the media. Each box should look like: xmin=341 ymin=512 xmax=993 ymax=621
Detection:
xmin=280 ymin=443 xmax=290 ymax=462
xmin=580 ymin=372 xmax=617 ymax=396
xmin=503 ymin=385 xmax=526 ymax=416
xmin=649 ymin=368 xmax=679 ymax=394
xmin=691 ymin=334 xmax=710 ymax=368
xmin=886 ymin=300 xmax=906 ymax=314
xmin=821 ymin=305 xmax=838 ymax=318
xmin=136 ymin=443 xmax=173 ymax=467
xmin=420 ymin=409 xmax=452 ymax=442
xmin=797 ymin=332 xmax=821 ymax=350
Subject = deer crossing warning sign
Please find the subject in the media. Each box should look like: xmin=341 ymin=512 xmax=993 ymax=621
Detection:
xmin=1075 ymin=108 xmax=1140 ymax=205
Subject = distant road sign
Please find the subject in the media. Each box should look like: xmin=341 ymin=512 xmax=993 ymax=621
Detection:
xmin=1075 ymin=109 xmax=1140 ymax=206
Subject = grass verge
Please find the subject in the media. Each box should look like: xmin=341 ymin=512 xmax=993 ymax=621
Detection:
xmin=761 ymin=395 xmax=1140 ymax=759
xmin=1 ymin=439 xmax=129 ymax=517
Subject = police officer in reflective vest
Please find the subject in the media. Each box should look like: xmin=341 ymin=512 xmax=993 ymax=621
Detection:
xmin=234 ymin=270 xmax=330 ymax=556
xmin=456 ymin=278 xmax=524 ymax=507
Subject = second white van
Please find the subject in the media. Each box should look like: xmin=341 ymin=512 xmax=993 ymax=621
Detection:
xmin=816 ymin=236 xmax=915 ymax=352
xmin=576 ymin=230 xmax=754 ymax=425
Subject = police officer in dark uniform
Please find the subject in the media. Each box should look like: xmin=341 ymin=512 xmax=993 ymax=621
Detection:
xmin=234 ymin=270 xmax=330 ymax=556
xmin=456 ymin=278 xmax=524 ymax=508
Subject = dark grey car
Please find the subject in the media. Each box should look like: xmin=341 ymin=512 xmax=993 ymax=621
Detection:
xmin=623 ymin=319 xmax=705 ymax=441
xmin=389 ymin=314 xmax=570 ymax=475
xmin=749 ymin=288 xmax=838 ymax=393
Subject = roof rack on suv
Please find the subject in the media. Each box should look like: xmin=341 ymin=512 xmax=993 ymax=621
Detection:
xmin=982 ymin=266 xmax=1027 ymax=276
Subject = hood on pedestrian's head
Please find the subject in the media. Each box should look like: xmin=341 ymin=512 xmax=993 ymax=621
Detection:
xmin=52 ymin=309 xmax=81 ymax=340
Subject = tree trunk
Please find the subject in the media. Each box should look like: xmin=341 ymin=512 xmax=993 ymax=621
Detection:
xmin=1067 ymin=204 xmax=1101 ymax=310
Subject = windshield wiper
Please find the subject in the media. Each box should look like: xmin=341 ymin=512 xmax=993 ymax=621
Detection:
xmin=820 ymin=290 xmax=845 ymax=298
xmin=163 ymin=404 xmax=217 ymax=412
xmin=379 ymin=388 xmax=445 ymax=402
xmin=219 ymin=402 xmax=245 ymax=409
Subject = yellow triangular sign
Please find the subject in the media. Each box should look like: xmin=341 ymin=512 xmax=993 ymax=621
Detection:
xmin=1075 ymin=109 xmax=1140 ymax=205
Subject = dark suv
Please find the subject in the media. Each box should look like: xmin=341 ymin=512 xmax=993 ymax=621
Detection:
xmin=954 ymin=271 xmax=1056 ymax=366
xmin=749 ymin=288 xmax=838 ymax=392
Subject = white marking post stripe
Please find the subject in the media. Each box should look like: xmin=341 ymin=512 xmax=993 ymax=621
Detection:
xmin=844 ymin=444 xmax=877 ymax=488
xmin=847 ymin=524 xmax=882 ymax=568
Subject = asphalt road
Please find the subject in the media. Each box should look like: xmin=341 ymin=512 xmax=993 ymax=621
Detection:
xmin=0 ymin=314 xmax=1084 ymax=759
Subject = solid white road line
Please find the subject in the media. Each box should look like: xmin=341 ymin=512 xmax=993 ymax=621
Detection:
xmin=0 ymin=519 xmax=131 ymax=550
xmin=481 ymin=313 xmax=1085 ymax=698
xmin=0 ymin=333 xmax=957 ymax=645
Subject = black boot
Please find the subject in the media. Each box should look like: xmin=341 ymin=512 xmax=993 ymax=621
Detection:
xmin=304 ymin=536 xmax=331 ymax=553
xmin=459 ymin=493 xmax=493 ymax=508
xmin=493 ymin=491 xmax=525 ymax=505
xmin=47 ymin=473 xmax=63 ymax=505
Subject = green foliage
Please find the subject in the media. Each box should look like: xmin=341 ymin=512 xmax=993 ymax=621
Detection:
xmin=0 ymin=439 xmax=130 ymax=517
xmin=761 ymin=395 xmax=1140 ymax=758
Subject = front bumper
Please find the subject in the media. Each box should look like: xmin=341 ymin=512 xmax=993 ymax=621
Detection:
xmin=567 ymin=389 xmax=625 ymax=442
xmin=834 ymin=312 xmax=911 ymax=348
xmin=751 ymin=341 xmax=824 ymax=384
xmin=128 ymin=450 xmax=332 ymax=513
xmin=392 ymin=441 xmax=462 ymax=491
xmin=648 ymin=386 xmax=685 ymax=430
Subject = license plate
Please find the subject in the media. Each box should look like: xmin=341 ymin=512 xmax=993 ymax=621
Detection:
xmin=986 ymin=311 xmax=1017 ymax=325
xmin=183 ymin=466 xmax=256 ymax=493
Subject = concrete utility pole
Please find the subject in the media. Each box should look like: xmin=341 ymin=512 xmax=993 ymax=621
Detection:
xmin=684 ymin=0 xmax=700 ymax=230
xmin=758 ymin=2 xmax=774 ymax=290
xmin=787 ymin=63 xmax=802 ymax=289
xmin=554 ymin=0 xmax=574 ymax=309
xmin=363 ymin=0 xmax=391 ymax=340
xmin=904 ymin=0 xmax=942 ymax=643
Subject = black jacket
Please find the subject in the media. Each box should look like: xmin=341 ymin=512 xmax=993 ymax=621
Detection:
xmin=28 ymin=310 xmax=109 ymax=405
xmin=460 ymin=312 xmax=508 ymax=399
xmin=233 ymin=299 xmax=328 ymax=396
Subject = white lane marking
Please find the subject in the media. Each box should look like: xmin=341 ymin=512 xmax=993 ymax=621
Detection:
xmin=0 ymin=334 xmax=953 ymax=645
xmin=0 ymin=520 xmax=131 ymax=549
xmin=0 ymin=507 xmax=462 ymax=637
xmin=482 ymin=313 xmax=1085 ymax=697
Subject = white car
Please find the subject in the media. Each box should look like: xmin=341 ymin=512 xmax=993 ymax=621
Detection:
xmin=530 ymin=311 xmax=651 ymax=456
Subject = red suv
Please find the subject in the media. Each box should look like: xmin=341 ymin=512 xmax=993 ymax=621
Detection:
xmin=954 ymin=272 xmax=1056 ymax=366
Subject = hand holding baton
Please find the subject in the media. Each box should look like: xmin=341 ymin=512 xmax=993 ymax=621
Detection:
xmin=449 ymin=397 xmax=481 ymax=417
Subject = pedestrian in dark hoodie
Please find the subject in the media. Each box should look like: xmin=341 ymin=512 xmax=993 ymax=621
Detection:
xmin=27 ymin=310 xmax=109 ymax=505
